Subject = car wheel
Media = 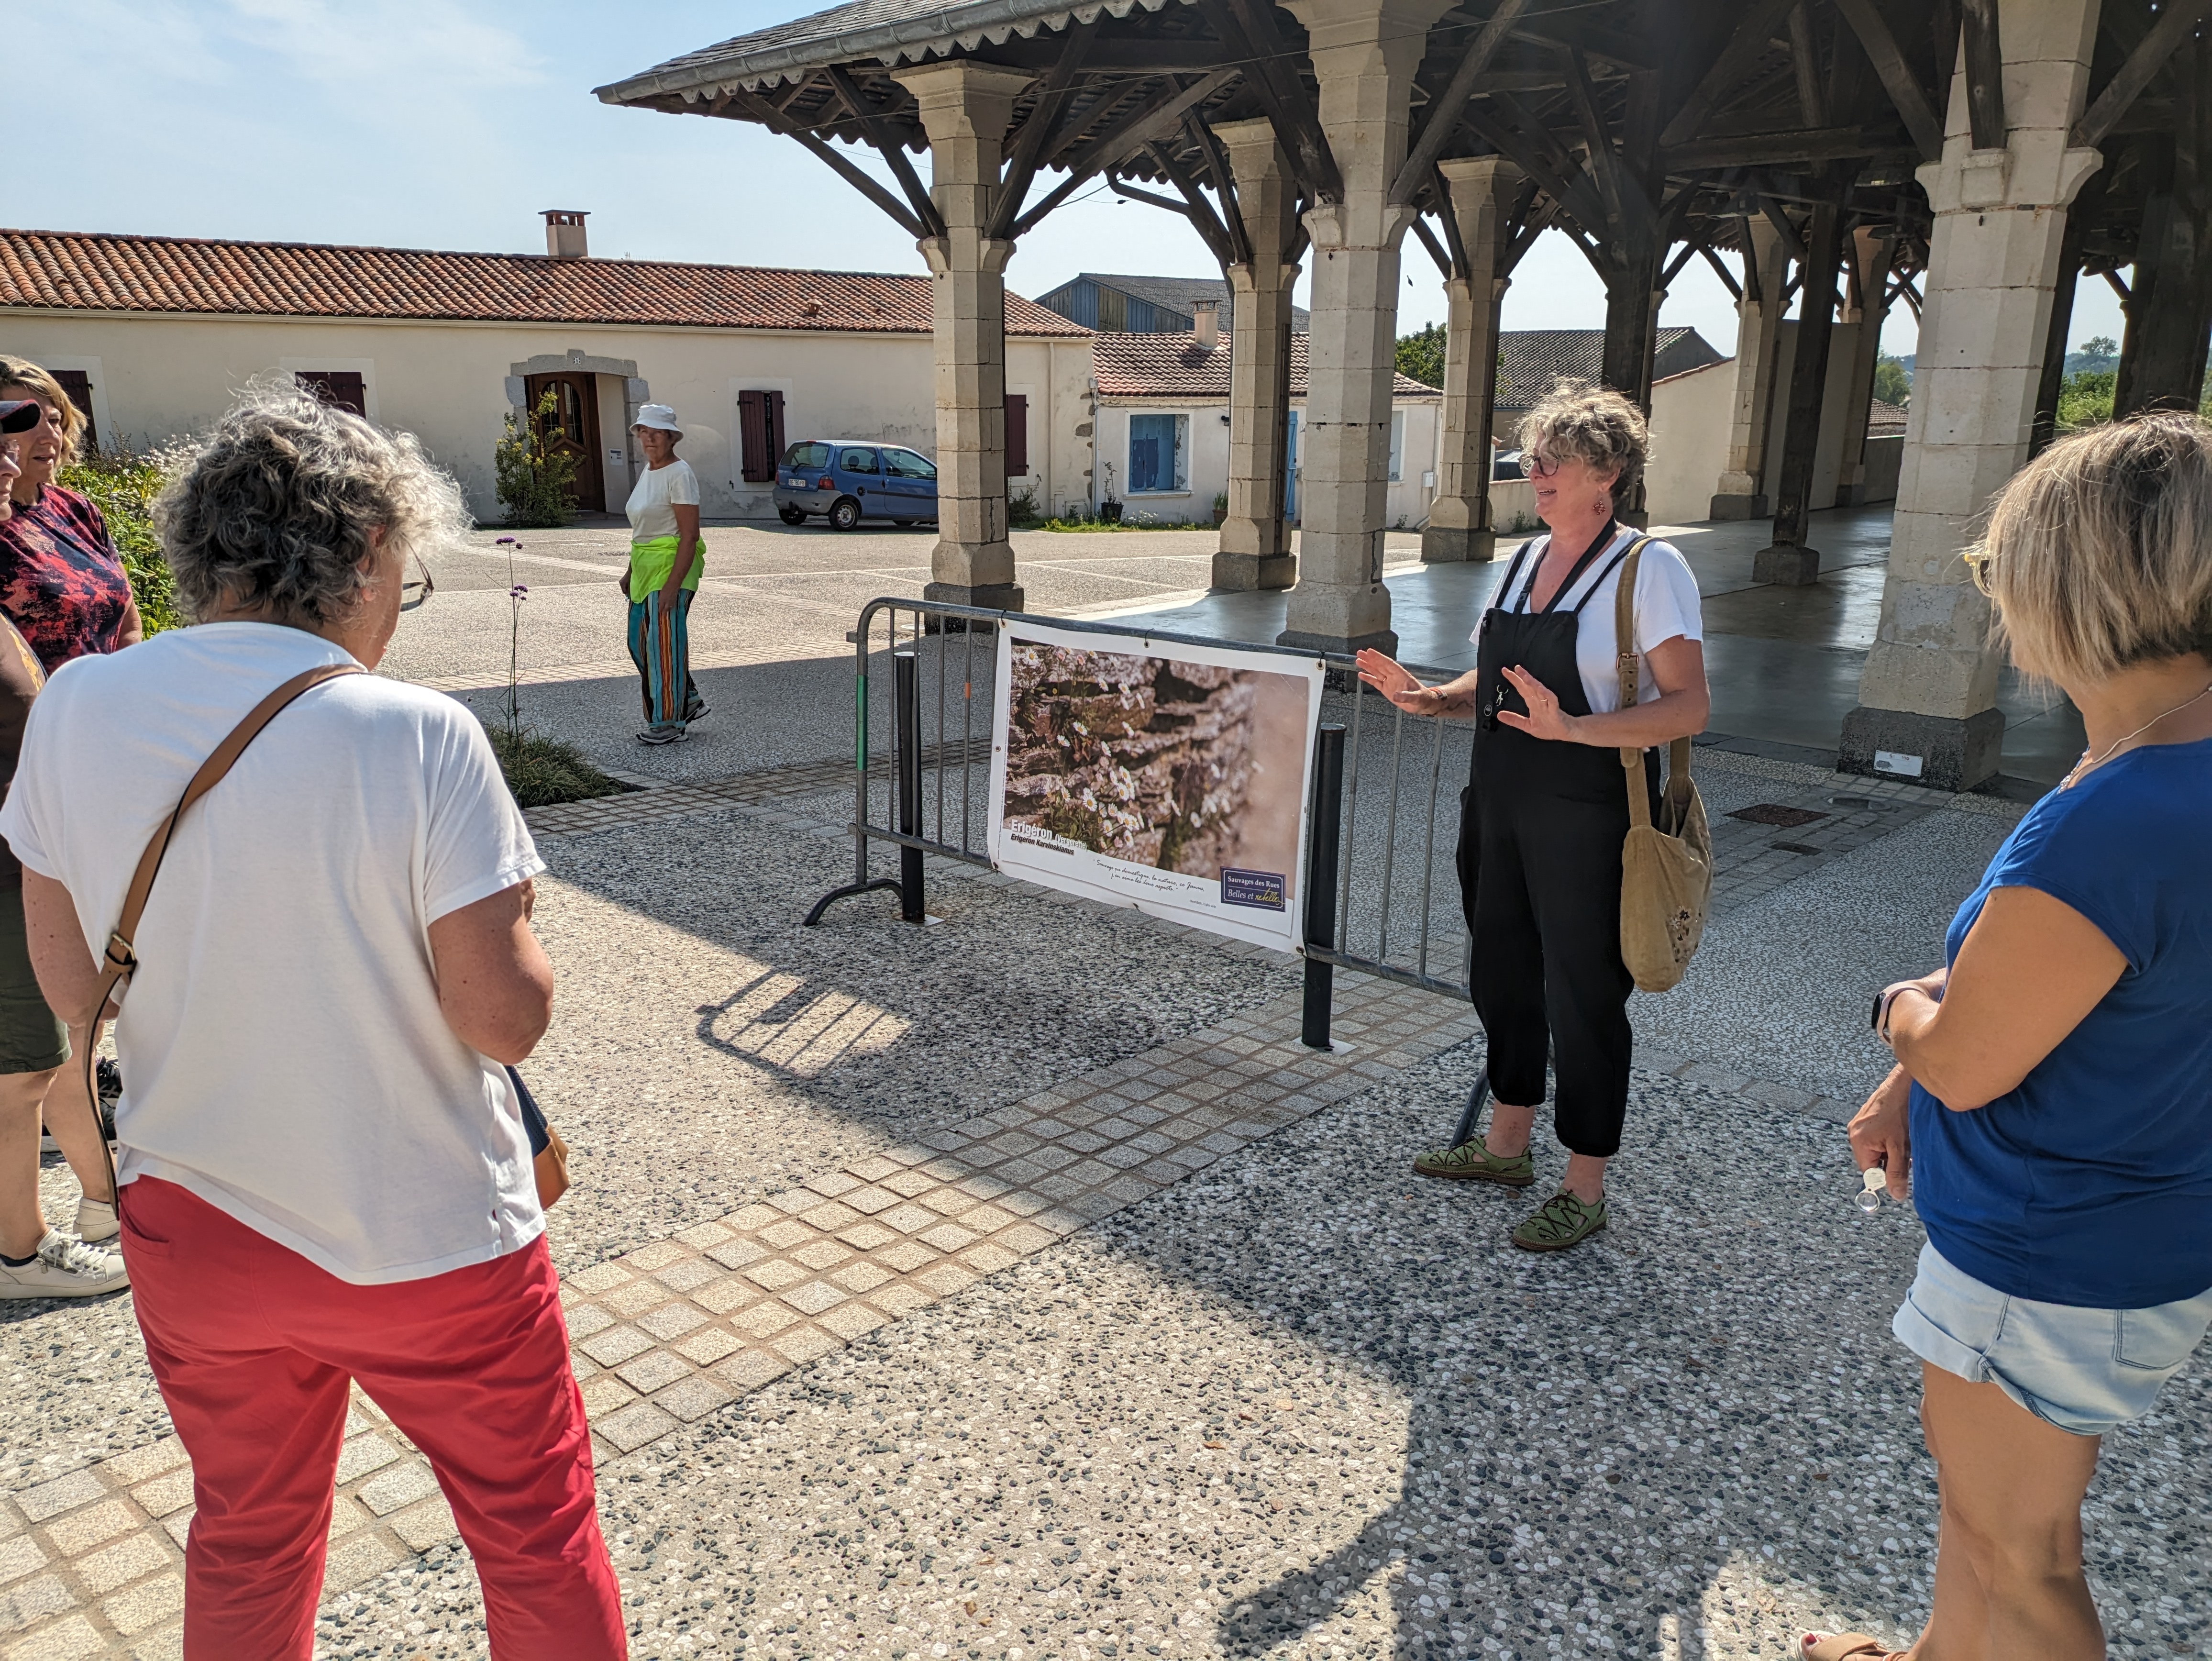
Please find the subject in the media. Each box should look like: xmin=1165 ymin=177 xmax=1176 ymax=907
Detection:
xmin=778 ymin=505 xmax=807 ymax=526
xmin=829 ymin=497 xmax=863 ymax=532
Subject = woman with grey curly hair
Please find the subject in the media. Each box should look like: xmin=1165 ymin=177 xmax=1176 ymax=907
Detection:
xmin=1358 ymin=383 xmax=1709 ymax=1253
xmin=0 ymin=383 xmax=627 ymax=1657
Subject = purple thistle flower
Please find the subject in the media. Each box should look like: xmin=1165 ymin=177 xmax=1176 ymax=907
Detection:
xmin=510 ymin=584 xmax=528 ymax=599
xmin=496 ymin=535 xmax=518 ymax=546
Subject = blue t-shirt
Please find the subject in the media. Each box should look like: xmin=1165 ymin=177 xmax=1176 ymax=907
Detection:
xmin=1912 ymin=735 xmax=2212 ymax=1309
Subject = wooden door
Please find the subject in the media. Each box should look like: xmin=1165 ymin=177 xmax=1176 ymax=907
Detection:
xmin=524 ymin=371 xmax=604 ymax=511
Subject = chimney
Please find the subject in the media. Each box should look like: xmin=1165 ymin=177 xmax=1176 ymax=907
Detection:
xmin=1192 ymin=299 xmax=1218 ymax=351
xmin=542 ymin=210 xmax=589 ymax=260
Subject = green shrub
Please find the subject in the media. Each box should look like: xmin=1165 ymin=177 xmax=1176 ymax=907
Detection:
xmin=495 ymin=390 xmax=579 ymax=529
xmin=58 ymin=447 xmax=184 ymax=633
xmin=1007 ymin=483 xmax=1043 ymax=526
xmin=1395 ymin=321 xmax=1447 ymax=390
xmin=485 ymin=726 xmax=623 ymax=808
xmin=2056 ymin=368 xmax=2115 ymax=432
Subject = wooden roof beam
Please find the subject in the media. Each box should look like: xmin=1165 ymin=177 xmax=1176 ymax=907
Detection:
xmin=1831 ymin=0 xmax=1945 ymax=162
xmin=1205 ymin=0 xmax=1343 ymax=201
xmin=2073 ymin=0 xmax=2212 ymax=150
xmin=1958 ymin=0 xmax=2004 ymax=151
xmin=721 ymin=86 xmax=931 ymax=239
xmin=984 ymin=17 xmax=1100 ymax=241
xmin=1390 ymin=0 xmax=1535 ymax=205
xmin=823 ymin=67 xmax=947 ymax=238
xmin=1659 ymin=0 xmax=1799 ymax=149
xmin=1009 ymin=69 xmax=1238 ymax=236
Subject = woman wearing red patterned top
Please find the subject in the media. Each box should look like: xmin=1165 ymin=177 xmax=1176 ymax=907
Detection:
xmin=0 ymin=357 xmax=143 ymax=673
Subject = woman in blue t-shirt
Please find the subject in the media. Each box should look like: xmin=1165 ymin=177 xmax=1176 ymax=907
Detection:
xmin=1811 ymin=414 xmax=2212 ymax=1661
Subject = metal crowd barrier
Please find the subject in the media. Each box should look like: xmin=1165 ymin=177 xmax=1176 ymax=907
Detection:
xmin=804 ymin=596 xmax=1490 ymax=1136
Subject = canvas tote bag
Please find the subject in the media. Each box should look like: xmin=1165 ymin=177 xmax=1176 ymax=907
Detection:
xmin=1613 ymin=544 xmax=1712 ymax=993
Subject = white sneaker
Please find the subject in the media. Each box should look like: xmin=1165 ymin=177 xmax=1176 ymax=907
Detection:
xmin=0 ymin=1231 xmax=129 ymax=1299
xmin=76 ymin=1197 xmax=119 ymax=1245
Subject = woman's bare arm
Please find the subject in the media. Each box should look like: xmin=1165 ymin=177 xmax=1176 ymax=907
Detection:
xmin=1883 ymin=886 xmax=2125 ymax=1111
xmin=428 ymin=880 xmax=554 ymax=1065
xmin=663 ymin=504 xmax=702 ymax=598
xmin=1498 ymin=635 xmax=1709 ymax=748
xmin=21 ymin=872 xmax=104 ymax=1024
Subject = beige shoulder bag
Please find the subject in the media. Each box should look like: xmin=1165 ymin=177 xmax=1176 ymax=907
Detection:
xmin=84 ymin=663 xmax=568 ymax=1212
xmin=1613 ymin=543 xmax=1712 ymax=993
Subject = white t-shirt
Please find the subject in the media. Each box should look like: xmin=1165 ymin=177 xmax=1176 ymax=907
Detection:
xmin=1472 ymin=526 xmax=1704 ymax=713
xmin=625 ymin=457 xmax=700 ymax=542
xmin=0 ymin=623 xmax=547 ymax=1285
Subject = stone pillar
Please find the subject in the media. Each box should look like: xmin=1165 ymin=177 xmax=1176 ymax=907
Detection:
xmin=1834 ymin=227 xmax=1896 ymax=506
xmin=1841 ymin=0 xmax=2104 ymax=790
xmin=894 ymin=61 xmax=1035 ymax=612
xmin=1422 ymin=156 xmax=1521 ymax=564
xmin=1276 ymin=0 xmax=1453 ymax=656
xmin=1214 ymin=119 xmax=1300 ymax=592
xmin=1710 ymin=217 xmax=1791 ymax=519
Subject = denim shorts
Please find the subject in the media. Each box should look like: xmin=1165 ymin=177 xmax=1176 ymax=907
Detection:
xmin=1893 ymin=1241 xmax=2212 ymax=1436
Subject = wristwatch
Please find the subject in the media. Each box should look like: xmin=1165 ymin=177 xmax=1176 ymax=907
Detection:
xmin=1871 ymin=986 xmax=1904 ymax=1047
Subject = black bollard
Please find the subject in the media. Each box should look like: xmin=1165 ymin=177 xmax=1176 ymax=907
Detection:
xmin=1301 ymin=722 xmax=1347 ymax=1049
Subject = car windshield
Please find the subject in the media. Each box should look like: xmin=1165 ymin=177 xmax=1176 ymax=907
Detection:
xmin=785 ymin=442 xmax=830 ymax=470
xmin=839 ymin=447 xmax=880 ymax=474
xmin=881 ymin=448 xmax=937 ymax=480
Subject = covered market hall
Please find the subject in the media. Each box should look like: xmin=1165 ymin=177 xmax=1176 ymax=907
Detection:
xmin=599 ymin=0 xmax=2206 ymax=792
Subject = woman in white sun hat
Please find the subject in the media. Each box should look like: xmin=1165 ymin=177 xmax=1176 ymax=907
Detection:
xmin=620 ymin=404 xmax=704 ymax=744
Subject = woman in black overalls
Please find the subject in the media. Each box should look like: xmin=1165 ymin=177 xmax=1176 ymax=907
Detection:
xmin=1358 ymin=387 xmax=1709 ymax=1252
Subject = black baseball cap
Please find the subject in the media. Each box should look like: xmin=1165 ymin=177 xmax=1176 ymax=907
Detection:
xmin=0 ymin=400 xmax=39 ymax=435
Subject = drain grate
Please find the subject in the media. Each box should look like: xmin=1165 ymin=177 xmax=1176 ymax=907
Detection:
xmin=1771 ymin=841 xmax=1825 ymax=855
xmin=1728 ymin=803 xmax=1831 ymax=828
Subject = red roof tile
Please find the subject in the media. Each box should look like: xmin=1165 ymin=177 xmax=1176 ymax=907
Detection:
xmin=0 ymin=228 xmax=1089 ymax=337
xmin=1094 ymin=332 xmax=1433 ymax=399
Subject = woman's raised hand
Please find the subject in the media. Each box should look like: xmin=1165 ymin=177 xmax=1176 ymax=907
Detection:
xmin=1495 ymin=664 xmax=1579 ymax=742
xmin=1356 ymin=648 xmax=1428 ymax=713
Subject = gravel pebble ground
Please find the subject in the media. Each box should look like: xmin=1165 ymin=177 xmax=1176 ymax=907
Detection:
xmin=309 ymin=1044 xmax=2211 ymax=1661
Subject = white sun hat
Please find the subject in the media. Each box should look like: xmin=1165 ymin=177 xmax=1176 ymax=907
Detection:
xmin=634 ymin=404 xmax=682 ymax=432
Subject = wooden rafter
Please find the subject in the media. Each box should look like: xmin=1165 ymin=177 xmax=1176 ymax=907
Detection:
xmin=1830 ymin=0 xmax=1945 ymax=161
xmin=1696 ymin=237 xmax=1743 ymax=299
xmin=1659 ymin=0 xmax=1799 ymax=149
xmin=1389 ymin=0 xmax=1535 ymax=205
xmin=2074 ymin=0 xmax=2212 ymax=150
xmin=984 ymin=18 xmax=1101 ymax=241
xmin=1184 ymin=114 xmax=1254 ymax=266
xmin=823 ymin=68 xmax=947 ymax=237
xmin=1958 ymin=0 xmax=2004 ymax=150
xmin=1145 ymin=137 xmax=1240 ymax=267
xmin=721 ymin=86 xmax=931 ymax=239
xmin=1430 ymin=163 xmax=1472 ymax=277
xmin=1788 ymin=3 xmax=1827 ymax=128
xmin=1410 ymin=213 xmax=1454 ymax=278
xmin=1202 ymin=0 xmax=1343 ymax=200
xmin=1009 ymin=70 xmax=1237 ymax=237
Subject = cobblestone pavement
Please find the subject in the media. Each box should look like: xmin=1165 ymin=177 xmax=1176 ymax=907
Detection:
xmin=8 ymin=745 xmax=2202 ymax=1661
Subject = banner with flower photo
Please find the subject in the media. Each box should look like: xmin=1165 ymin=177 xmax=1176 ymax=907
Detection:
xmin=986 ymin=619 xmax=1326 ymax=952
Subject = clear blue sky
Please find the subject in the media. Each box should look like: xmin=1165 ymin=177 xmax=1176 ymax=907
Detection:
xmin=26 ymin=0 xmax=2124 ymax=365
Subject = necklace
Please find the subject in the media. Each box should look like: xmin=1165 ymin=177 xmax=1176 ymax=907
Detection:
xmin=2060 ymin=680 xmax=2212 ymax=789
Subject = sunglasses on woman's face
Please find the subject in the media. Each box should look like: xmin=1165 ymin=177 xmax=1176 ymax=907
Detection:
xmin=399 ymin=555 xmax=436 ymax=612
xmin=1519 ymin=451 xmax=1562 ymax=479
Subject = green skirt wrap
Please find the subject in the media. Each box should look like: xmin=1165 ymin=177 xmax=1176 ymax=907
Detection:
xmin=627 ymin=535 xmax=703 ymax=604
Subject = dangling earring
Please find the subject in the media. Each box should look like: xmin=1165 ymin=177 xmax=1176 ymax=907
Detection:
xmin=1593 ymin=495 xmax=1610 ymax=515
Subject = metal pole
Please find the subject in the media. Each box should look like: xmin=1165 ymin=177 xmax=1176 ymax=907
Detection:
xmin=1301 ymin=723 xmax=1347 ymax=1050
xmin=896 ymin=648 xmax=924 ymax=923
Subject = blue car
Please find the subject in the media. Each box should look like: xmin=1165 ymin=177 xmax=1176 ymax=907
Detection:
xmin=774 ymin=439 xmax=939 ymax=530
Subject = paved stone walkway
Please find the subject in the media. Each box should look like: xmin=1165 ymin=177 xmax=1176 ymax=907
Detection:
xmin=6 ymin=747 xmax=2103 ymax=1661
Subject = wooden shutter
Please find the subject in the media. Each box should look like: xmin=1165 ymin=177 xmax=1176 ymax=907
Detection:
xmin=51 ymin=370 xmax=100 ymax=451
xmin=295 ymin=370 xmax=366 ymax=416
xmin=737 ymin=390 xmax=772 ymax=482
xmin=1005 ymin=393 xmax=1029 ymax=476
xmin=766 ymin=390 xmax=787 ymax=470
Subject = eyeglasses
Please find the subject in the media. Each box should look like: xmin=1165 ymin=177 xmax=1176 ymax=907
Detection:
xmin=1962 ymin=549 xmax=1995 ymax=598
xmin=1518 ymin=451 xmax=1561 ymax=479
xmin=399 ymin=555 xmax=436 ymax=612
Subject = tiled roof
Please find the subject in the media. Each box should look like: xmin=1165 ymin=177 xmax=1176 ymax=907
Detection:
xmin=1867 ymin=397 xmax=1908 ymax=434
xmin=1094 ymin=332 xmax=1434 ymax=399
xmin=1497 ymin=327 xmax=1724 ymax=410
xmin=0 ymin=229 xmax=1089 ymax=337
xmin=598 ymin=0 xmax=1149 ymax=97
xmin=1070 ymin=273 xmax=1312 ymax=336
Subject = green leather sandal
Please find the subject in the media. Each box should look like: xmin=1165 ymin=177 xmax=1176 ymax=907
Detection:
xmin=1511 ymin=1190 xmax=1609 ymax=1252
xmin=1412 ymin=1140 xmax=1536 ymax=1187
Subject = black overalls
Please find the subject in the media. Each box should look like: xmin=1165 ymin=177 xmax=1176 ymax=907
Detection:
xmin=1453 ymin=527 xmax=1659 ymax=1158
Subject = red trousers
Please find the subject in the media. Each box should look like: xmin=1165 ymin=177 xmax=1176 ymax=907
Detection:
xmin=121 ymin=1177 xmax=627 ymax=1660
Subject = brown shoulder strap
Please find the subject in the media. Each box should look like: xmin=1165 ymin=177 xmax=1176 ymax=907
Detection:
xmin=82 ymin=662 xmax=363 ymax=1201
xmin=1612 ymin=539 xmax=1694 ymax=831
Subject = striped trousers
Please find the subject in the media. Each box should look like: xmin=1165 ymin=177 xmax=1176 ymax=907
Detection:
xmin=626 ymin=588 xmax=700 ymax=733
